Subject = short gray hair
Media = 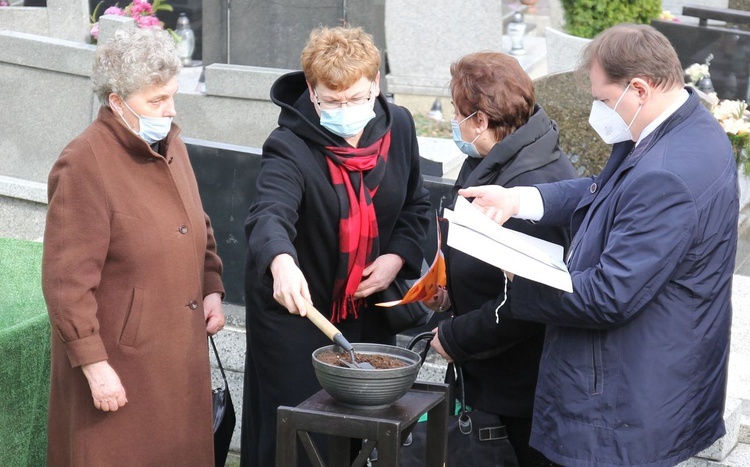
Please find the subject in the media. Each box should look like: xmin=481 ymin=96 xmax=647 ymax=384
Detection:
xmin=92 ymin=28 xmax=181 ymax=106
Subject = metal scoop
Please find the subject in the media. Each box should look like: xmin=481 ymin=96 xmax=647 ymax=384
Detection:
xmin=302 ymin=298 xmax=375 ymax=370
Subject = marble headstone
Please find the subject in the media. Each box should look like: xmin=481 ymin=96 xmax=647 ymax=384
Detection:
xmin=203 ymin=0 xmax=386 ymax=84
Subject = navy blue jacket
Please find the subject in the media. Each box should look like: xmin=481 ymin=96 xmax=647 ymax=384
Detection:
xmin=506 ymin=89 xmax=738 ymax=466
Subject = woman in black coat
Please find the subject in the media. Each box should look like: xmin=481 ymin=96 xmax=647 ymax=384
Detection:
xmin=240 ymin=26 xmax=431 ymax=466
xmin=428 ymin=52 xmax=577 ymax=466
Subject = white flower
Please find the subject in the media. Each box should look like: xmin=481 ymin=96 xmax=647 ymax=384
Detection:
xmin=684 ymin=63 xmax=709 ymax=85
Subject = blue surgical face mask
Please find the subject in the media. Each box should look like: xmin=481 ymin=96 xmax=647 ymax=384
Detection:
xmin=115 ymin=98 xmax=173 ymax=144
xmin=319 ymin=104 xmax=376 ymax=138
xmin=451 ymin=111 xmax=482 ymax=158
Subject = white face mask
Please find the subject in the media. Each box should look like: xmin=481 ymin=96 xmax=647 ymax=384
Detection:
xmin=588 ymin=82 xmax=642 ymax=144
xmin=113 ymin=98 xmax=173 ymax=144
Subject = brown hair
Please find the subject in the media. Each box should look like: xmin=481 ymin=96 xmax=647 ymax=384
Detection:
xmin=300 ymin=26 xmax=380 ymax=91
xmin=577 ymin=23 xmax=684 ymax=90
xmin=450 ymin=52 xmax=535 ymax=142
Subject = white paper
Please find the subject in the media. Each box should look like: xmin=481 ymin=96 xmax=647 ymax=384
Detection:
xmin=444 ymin=196 xmax=573 ymax=293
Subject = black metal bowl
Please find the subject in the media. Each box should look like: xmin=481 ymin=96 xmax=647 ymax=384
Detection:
xmin=312 ymin=343 xmax=421 ymax=409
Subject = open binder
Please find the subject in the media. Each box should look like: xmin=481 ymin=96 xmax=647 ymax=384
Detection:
xmin=443 ymin=196 xmax=573 ymax=293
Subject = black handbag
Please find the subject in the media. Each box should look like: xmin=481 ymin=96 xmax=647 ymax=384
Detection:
xmin=210 ymin=336 xmax=236 ymax=467
xmin=378 ymin=278 xmax=434 ymax=335
xmin=397 ymin=333 xmax=519 ymax=467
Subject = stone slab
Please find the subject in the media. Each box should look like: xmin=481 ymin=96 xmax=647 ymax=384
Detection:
xmin=96 ymin=14 xmax=135 ymax=46
xmin=385 ymin=0 xmax=506 ymax=84
xmin=204 ymin=64 xmax=292 ymax=100
xmin=0 ymin=61 xmax=94 ymax=183
xmin=0 ymin=7 xmax=48 ymax=37
xmin=0 ymin=30 xmax=95 ymax=76
xmin=545 ymin=26 xmax=591 ymax=75
xmin=694 ymin=398 xmax=743 ymax=461
xmin=176 ymin=94 xmax=279 ymax=150
xmin=0 ymin=196 xmax=46 ymax=242
xmin=417 ymin=137 xmax=465 ymax=179
xmin=0 ymin=175 xmax=47 ymax=204
xmin=387 ymin=35 xmax=546 ymax=97
xmin=740 ymin=413 xmax=750 ymax=444
xmin=46 ymin=0 xmax=90 ymax=43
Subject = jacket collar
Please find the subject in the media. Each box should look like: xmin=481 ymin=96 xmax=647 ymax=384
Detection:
xmin=456 ymin=104 xmax=561 ymax=190
xmin=96 ymin=105 xmax=182 ymax=161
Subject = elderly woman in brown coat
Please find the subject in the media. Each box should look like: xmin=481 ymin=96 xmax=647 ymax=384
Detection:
xmin=42 ymin=28 xmax=225 ymax=466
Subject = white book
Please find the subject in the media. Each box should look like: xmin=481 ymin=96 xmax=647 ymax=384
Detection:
xmin=443 ymin=196 xmax=573 ymax=293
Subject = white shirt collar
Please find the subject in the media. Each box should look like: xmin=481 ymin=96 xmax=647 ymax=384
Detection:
xmin=635 ymin=88 xmax=689 ymax=146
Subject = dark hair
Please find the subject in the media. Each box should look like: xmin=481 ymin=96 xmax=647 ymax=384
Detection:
xmin=577 ymin=23 xmax=684 ymax=90
xmin=450 ymin=52 xmax=535 ymax=142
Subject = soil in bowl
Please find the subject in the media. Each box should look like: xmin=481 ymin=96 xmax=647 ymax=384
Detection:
xmin=317 ymin=350 xmax=408 ymax=369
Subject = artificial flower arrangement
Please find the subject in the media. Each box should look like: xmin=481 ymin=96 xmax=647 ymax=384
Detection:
xmin=658 ymin=10 xmax=680 ymax=22
xmin=89 ymin=0 xmax=173 ymax=43
xmin=684 ymin=58 xmax=750 ymax=173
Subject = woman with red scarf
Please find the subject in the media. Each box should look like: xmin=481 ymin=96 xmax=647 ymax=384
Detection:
xmin=240 ymin=26 xmax=431 ymax=466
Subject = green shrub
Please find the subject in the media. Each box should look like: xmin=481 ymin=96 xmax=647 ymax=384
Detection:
xmin=562 ymin=0 xmax=662 ymax=38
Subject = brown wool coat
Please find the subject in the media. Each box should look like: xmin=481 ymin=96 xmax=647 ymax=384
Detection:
xmin=42 ymin=107 xmax=224 ymax=467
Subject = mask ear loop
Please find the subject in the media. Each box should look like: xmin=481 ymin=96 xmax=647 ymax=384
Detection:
xmin=109 ymin=96 xmax=139 ymax=135
xmin=494 ymin=271 xmax=509 ymax=324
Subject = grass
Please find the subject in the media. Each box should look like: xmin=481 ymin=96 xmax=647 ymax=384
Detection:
xmin=0 ymin=238 xmax=45 ymax=328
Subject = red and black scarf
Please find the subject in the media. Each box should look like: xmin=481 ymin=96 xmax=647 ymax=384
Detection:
xmin=324 ymin=131 xmax=391 ymax=323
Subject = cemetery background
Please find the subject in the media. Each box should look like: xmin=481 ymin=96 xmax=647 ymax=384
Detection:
xmin=2 ymin=0 xmax=750 ymax=465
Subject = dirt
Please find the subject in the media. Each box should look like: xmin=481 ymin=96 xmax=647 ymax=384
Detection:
xmin=317 ymin=350 xmax=409 ymax=369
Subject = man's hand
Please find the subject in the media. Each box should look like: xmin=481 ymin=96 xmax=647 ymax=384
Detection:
xmin=355 ymin=253 xmax=404 ymax=298
xmin=270 ymin=253 xmax=312 ymax=316
xmin=81 ymin=360 xmax=128 ymax=412
xmin=458 ymin=185 xmax=520 ymax=226
xmin=204 ymin=292 xmax=225 ymax=335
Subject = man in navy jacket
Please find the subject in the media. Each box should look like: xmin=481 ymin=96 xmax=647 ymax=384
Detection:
xmin=460 ymin=24 xmax=738 ymax=466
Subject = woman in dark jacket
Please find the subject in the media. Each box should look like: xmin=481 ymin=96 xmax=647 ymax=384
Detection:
xmin=240 ymin=26 xmax=431 ymax=466
xmin=428 ymin=52 xmax=577 ymax=466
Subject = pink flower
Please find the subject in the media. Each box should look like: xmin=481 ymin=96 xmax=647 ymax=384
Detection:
xmin=129 ymin=0 xmax=153 ymax=17
xmin=136 ymin=14 xmax=162 ymax=29
xmin=103 ymin=5 xmax=124 ymax=15
xmin=90 ymin=22 xmax=100 ymax=39
xmin=0 ymin=1 xmax=10 ymax=6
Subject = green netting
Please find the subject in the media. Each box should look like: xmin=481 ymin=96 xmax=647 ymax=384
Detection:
xmin=0 ymin=238 xmax=49 ymax=466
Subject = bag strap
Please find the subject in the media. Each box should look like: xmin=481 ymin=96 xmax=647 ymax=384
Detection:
xmin=406 ymin=331 xmax=435 ymax=364
xmin=407 ymin=333 xmax=472 ymax=434
xmin=209 ymin=336 xmax=229 ymax=388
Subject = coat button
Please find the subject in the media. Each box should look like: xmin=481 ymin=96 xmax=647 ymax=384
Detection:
xmin=179 ymin=225 xmax=189 ymax=234
xmin=589 ymin=182 xmax=598 ymax=193
xmin=188 ymin=300 xmax=199 ymax=310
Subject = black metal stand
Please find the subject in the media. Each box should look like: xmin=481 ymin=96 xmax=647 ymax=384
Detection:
xmin=276 ymin=381 xmax=449 ymax=467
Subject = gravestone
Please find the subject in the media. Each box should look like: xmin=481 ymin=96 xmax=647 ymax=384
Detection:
xmin=653 ymin=5 xmax=750 ymax=101
xmin=545 ymin=26 xmax=591 ymax=75
xmin=201 ymin=0 xmax=387 ymax=91
xmin=385 ymin=0 xmax=510 ymax=100
xmin=533 ymin=72 xmax=609 ymax=177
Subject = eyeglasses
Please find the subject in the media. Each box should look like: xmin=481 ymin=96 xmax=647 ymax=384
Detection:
xmin=314 ymin=82 xmax=375 ymax=110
